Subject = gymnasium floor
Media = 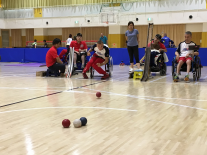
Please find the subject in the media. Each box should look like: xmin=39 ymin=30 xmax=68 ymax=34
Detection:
xmin=0 ymin=63 xmax=207 ymax=155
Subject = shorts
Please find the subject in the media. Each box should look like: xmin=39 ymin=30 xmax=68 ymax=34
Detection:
xmin=75 ymin=52 xmax=86 ymax=61
xmin=178 ymin=57 xmax=192 ymax=63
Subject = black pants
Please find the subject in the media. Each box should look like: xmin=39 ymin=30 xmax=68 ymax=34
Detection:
xmin=49 ymin=63 xmax=65 ymax=73
xmin=67 ymin=45 xmax=70 ymax=53
xmin=127 ymin=45 xmax=139 ymax=63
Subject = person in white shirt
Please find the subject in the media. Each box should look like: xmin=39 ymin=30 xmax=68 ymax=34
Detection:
xmin=66 ymin=34 xmax=72 ymax=53
xmin=174 ymin=31 xmax=199 ymax=82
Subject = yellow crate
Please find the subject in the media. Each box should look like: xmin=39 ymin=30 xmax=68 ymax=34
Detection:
xmin=133 ymin=70 xmax=143 ymax=80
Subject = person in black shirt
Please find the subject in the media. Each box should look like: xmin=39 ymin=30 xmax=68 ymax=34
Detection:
xmin=43 ymin=40 xmax=48 ymax=48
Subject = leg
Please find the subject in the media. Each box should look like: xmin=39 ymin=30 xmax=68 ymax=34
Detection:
xmin=186 ymin=59 xmax=192 ymax=74
xmin=177 ymin=61 xmax=184 ymax=74
xmin=74 ymin=53 xmax=77 ymax=64
xmin=127 ymin=46 xmax=134 ymax=70
xmin=83 ymin=56 xmax=97 ymax=73
xmin=92 ymin=58 xmax=106 ymax=75
xmin=133 ymin=45 xmax=140 ymax=69
xmin=49 ymin=63 xmax=65 ymax=75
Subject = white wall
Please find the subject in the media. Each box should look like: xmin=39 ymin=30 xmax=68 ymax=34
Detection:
xmin=186 ymin=24 xmax=203 ymax=32
xmin=48 ymin=28 xmax=62 ymax=35
xmin=0 ymin=19 xmax=5 ymax=29
xmin=203 ymin=23 xmax=207 ymax=32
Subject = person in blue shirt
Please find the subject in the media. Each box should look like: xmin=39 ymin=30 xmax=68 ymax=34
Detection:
xmin=161 ymin=33 xmax=171 ymax=48
xmin=100 ymin=33 xmax=108 ymax=45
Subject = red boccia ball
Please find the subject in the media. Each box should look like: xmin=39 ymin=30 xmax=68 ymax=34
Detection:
xmin=62 ymin=119 xmax=71 ymax=128
xmin=96 ymin=92 xmax=101 ymax=98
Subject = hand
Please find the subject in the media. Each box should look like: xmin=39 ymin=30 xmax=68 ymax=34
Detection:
xmin=186 ymin=53 xmax=190 ymax=58
xmin=87 ymin=52 xmax=91 ymax=56
xmin=75 ymin=51 xmax=80 ymax=55
xmin=96 ymin=63 xmax=102 ymax=67
xmin=176 ymin=55 xmax=180 ymax=61
xmin=79 ymin=49 xmax=82 ymax=52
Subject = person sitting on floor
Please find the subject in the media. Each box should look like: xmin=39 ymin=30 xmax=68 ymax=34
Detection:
xmin=46 ymin=38 xmax=65 ymax=77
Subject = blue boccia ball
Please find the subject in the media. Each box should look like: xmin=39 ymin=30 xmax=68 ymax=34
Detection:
xmin=80 ymin=117 xmax=87 ymax=126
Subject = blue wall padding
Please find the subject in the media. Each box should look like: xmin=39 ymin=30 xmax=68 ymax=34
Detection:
xmin=0 ymin=48 xmax=206 ymax=66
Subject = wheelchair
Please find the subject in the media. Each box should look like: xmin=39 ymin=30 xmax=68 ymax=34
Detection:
xmin=66 ymin=47 xmax=87 ymax=78
xmin=172 ymin=55 xmax=202 ymax=81
xmin=150 ymin=50 xmax=167 ymax=76
xmin=89 ymin=55 xmax=113 ymax=78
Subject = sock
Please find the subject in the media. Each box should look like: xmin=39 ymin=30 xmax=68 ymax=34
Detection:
xmin=186 ymin=73 xmax=189 ymax=76
xmin=176 ymin=73 xmax=179 ymax=76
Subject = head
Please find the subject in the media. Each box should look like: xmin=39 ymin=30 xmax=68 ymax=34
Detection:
xmin=43 ymin=40 xmax=46 ymax=43
xmin=73 ymin=36 xmax=77 ymax=41
xmin=97 ymin=40 xmax=104 ymax=50
xmin=69 ymin=34 xmax=72 ymax=38
xmin=154 ymin=34 xmax=162 ymax=44
xmin=185 ymin=31 xmax=192 ymax=43
xmin=164 ymin=33 xmax=167 ymax=37
xmin=53 ymin=38 xmax=61 ymax=48
xmin=128 ymin=21 xmax=134 ymax=30
xmin=34 ymin=39 xmax=37 ymax=42
xmin=76 ymin=33 xmax=82 ymax=42
xmin=101 ymin=33 xmax=103 ymax=37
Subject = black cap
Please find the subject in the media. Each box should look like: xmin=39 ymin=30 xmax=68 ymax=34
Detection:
xmin=77 ymin=33 xmax=82 ymax=37
xmin=155 ymin=34 xmax=162 ymax=40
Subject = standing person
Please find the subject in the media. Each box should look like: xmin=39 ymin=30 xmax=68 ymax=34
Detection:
xmin=32 ymin=39 xmax=37 ymax=48
xmin=46 ymin=38 xmax=65 ymax=77
xmin=125 ymin=21 xmax=141 ymax=73
xmin=70 ymin=33 xmax=88 ymax=69
xmin=100 ymin=33 xmax=108 ymax=45
xmin=66 ymin=34 xmax=72 ymax=53
xmin=43 ymin=40 xmax=48 ymax=48
xmin=161 ymin=33 xmax=171 ymax=48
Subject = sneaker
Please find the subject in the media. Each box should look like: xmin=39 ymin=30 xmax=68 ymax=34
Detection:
xmin=174 ymin=75 xmax=179 ymax=82
xmin=74 ymin=64 xmax=77 ymax=69
xmin=82 ymin=72 xmax=88 ymax=79
xmin=129 ymin=67 xmax=134 ymax=73
xmin=184 ymin=75 xmax=189 ymax=82
xmin=101 ymin=73 xmax=109 ymax=80
xmin=81 ymin=65 xmax=85 ymax=69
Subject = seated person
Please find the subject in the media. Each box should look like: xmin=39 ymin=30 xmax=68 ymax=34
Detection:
xmin=59 ymin=49 xmax=68 ymax=63
xmin=140 ymin=34 xmax=167 ymax=64
xmin=43 ymin=40 xmax=48 ymax=48
xmin=161 ymin=33 xmax=171 ymax=48
xmin=174 ymin=31 xmax=199 ymax=82
xmin=46 ymin=38 xmax=65 ymax=77
xmin=82 ymin=40 xmax=110 ymax=80
xmin=70 ymin=33 xmax=87 ymax=69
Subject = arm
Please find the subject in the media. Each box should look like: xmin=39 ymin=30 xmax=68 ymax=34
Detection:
xmin=65 ymin=40 xmax=67 ymax=48
xmin=56 ymin=57 xmax=63 ymax=64
xmin=159 ymin=43 xmax=167 ymax=52
xmin=137 ymin=34 xmax=139 ymax=43
xmin=97 ymin=57 xmax=109 ymax=67
xmin=35 ymin=44 xmax=36 ymax=49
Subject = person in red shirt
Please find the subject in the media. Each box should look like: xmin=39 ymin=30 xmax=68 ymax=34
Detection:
xmin=147 ymin=34 xmax=167 ymax=52
xmin=70 ymin=33 xmax=87 ymax=69
xmin=140 ymin=34 xmax=167 ymax=63
xmin=59 ymin=49 xmax=68 ymax=63
xmin=46 ymin=38 xmax=65 ymax=76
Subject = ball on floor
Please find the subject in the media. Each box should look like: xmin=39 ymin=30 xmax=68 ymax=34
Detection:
xmin=96 ymin=92 xmax=101 ymax=98
xmin=80 ymin=117 xmax=87 ymax=126
xmin=73 ymin=119 xmax=82 ymax=128
xmin=62 ymin=119 xmax=71 ymax=128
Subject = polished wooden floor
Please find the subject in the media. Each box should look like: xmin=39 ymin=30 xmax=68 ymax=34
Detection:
xmin=1 ymin=63 xmax=207 ymax=155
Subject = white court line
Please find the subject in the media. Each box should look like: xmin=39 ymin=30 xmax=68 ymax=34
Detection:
xmin=149 ymin=75 xmax=170 ymax=83
xmin=0 ymin=106 xmax=137 ymax=114
xmin=81 ymin=87 xmax=207 ymax=112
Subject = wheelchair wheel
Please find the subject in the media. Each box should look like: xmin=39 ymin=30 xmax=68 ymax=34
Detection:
xmin=160 ymin=63 xmax=167 ymax=76
xmin=67 ymin=47 xmax=74 ymax=78
xmin=109 ymin=57 xmax=113 ymax=77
